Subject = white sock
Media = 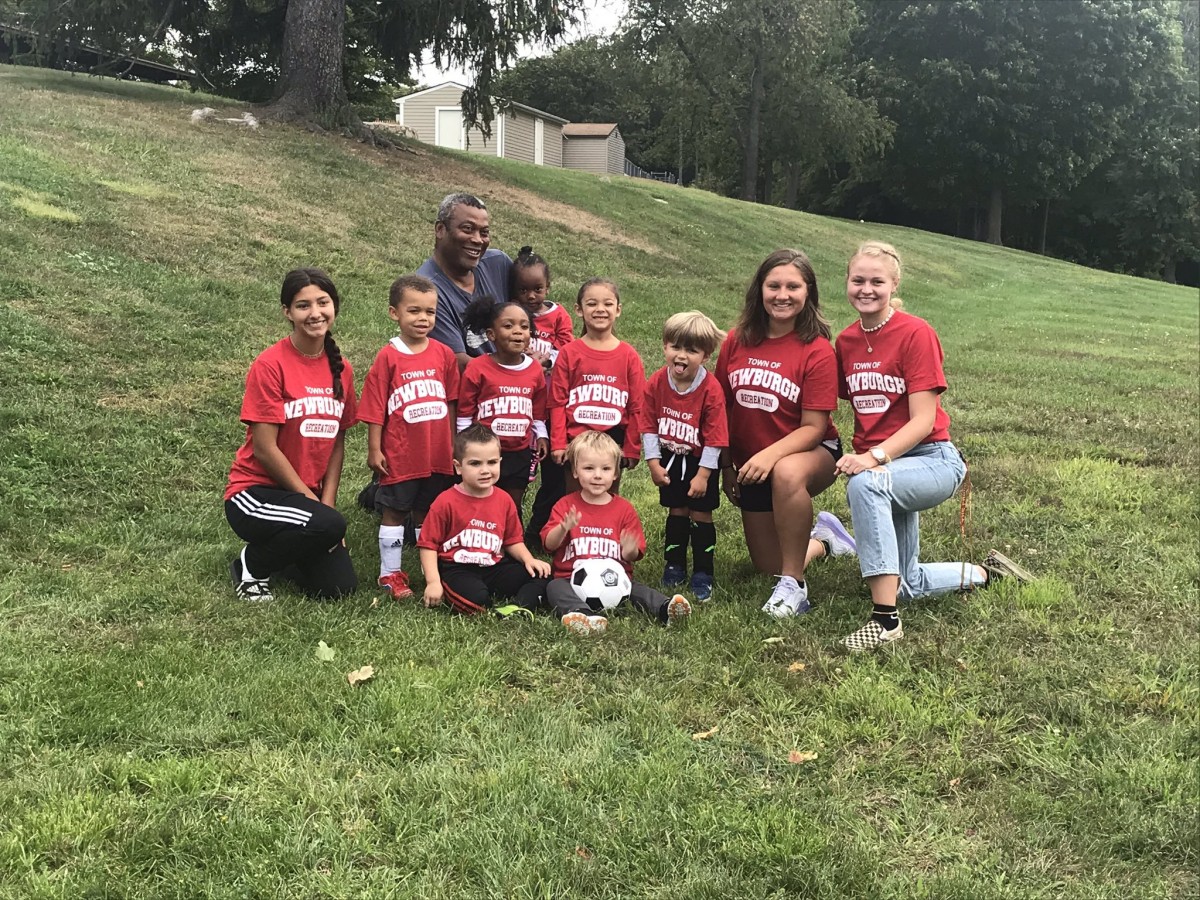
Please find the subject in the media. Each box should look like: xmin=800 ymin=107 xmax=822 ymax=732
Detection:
xmin=379 ymin=525 xmax=404 ymax=576
xmin=239 ymin=546 xmax=259 ymax=582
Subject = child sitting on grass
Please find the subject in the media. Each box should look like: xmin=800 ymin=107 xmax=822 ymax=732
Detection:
xmin=418 ymin=425 xmax=551 ymax=614
xmin=640 ymin=310 xmax=729 ymax=602
xmin=541 ymin=431 xmax=691 ymax=635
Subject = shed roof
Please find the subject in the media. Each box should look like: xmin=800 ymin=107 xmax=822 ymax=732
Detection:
xmin=562 ymin=123 xmax=619 ymax=138
xmin=394 ymin=81 xmax=568 ymax=124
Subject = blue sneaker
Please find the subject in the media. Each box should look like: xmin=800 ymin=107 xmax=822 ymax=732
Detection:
xmin=690 ymin=571 xmax=714 ymax=602
xmin=661 ymin=564 xmax=687 ymax=589
xmin=812 ymin=511 xmax=857 ymax=557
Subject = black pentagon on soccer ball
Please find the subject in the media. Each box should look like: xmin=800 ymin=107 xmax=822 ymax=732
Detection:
xmin=571 ymin=567 xmax=589 ymax=588
xmin=585 ymin=595 xmax=604 ymax=613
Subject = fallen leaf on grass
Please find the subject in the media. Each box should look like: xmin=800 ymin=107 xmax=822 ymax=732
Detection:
xmin=347 ymin=665 xmax=375 ymax=686
xmin=574 ymin=846 xmax=593 ymax=860
xmin=135 ymin=680 xmax=144 ymax=688
xmin=949 ymin=777 xmax=961 ymax=788
xmin=315 ymin=641 xmax=336 ymax=662
xmin=787 ymin=661 xmax=806 ymax=673
xmin=370 ymin=597 xmax=380 ymax=609
xmin=762 ymin=636 xmax=785 ymax=645
xmin=691 ymin=726 xmax=719 ymax=741
xmin=787 ymin=750 xmax=818 ymax=765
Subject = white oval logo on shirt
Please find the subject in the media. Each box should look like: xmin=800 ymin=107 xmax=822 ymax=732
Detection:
xmin=492 ymin=417 xmax=528 ymax=437
xmin=574 ymin=405 xmax=622 ymax=427
xmin=453 ymin=549 xmax=495 ymax=565
xmin=734 ymin=389 xmax=779 ymax=412
xmin=404 ymin=401 xmax=448 ymax=423
xmin=299 ymin=418 xmax=340 ymax=438
xmin=853 ymin=394 xmax=891 ymax=414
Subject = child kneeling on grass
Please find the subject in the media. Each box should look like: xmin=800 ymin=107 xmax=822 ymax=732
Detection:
xmin=541 ymin=431 xmax=691 ymax=635
xmin=418 ymin=425 xmax=551 ymax=614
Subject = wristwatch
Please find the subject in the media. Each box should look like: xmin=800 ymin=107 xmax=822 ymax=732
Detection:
xmin=869 ymin=448 xmax=892 ymax=465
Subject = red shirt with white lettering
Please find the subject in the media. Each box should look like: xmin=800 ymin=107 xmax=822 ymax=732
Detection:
xmin=458 ymin=354 xmax=548 ymax=452
xmin=530 ymin=302 xmax=574 ymax=361
xmin=357 ymin=337 xmax=460 ymax=484
xmin=418 ymin=485 xmax=523 ymax=566
xmin=225 ymin=339 xmax=358 ymax=500
xmin=835 ymin=310 xmax=951 ymax=454
xmin=549 ymin=339 xmax=644 ymax=457
xmin=714 ymin=329 xmax=838 ymax=467
xmin=639 ymin=367 xmax=729 ymax=457
xmin=541 ymin=491 xmax=646 ymax=580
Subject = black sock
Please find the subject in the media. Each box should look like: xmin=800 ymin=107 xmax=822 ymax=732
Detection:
xmin=664 ymin=514 xmax=690 ymax=569
xmin=691 ymin=520 xmax=716 ymax=576
xmin=817 ymin=538 xmax=832 ymax=558
xmin=871 ymin=603 xmax=900 ymax=631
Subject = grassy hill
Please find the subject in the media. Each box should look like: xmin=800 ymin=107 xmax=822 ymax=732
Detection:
xmin=1 ymin=66 xmax=1196 ymax=898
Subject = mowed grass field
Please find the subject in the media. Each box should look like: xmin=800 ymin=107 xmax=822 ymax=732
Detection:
xmin=0 ymin=66 xmax=1197 ymax=898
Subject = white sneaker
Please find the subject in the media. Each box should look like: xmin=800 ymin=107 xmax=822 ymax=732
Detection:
xmin=762 ymin=576 xmax=811 ymax=618
xmin=812 ymin=511 xmax=857 ymax=557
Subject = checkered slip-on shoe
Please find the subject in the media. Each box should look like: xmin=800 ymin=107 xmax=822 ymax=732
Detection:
xmin=983 ymin=549 xmax=1035 ymax=584
xmin=842 ymin=619 xmax=904 ymax=653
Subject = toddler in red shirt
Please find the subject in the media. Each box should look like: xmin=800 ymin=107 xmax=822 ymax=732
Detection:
xmin=358 ymin=275 xmax=460 ymax=600
xmin=541 ymin=432 xmax=691 ymax=636
xmin=418 ymin=425 xmax=551 ymax=614
xmin=640 ymin=311 xmax=729 ymax=602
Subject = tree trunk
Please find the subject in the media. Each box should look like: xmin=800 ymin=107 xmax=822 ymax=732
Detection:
xmin=784 ymin=161 xmax=800 ymax=209
xmin=1163 ymin=259 xmax=1177 ymax=283
xmin=741 ymin=46 xmax=765 ymax=202
xmin=1038 ymin=198 xmax=1049 ymax=254
xmin=266 ymin=0 xmax=358 ymax=131
xmin=987 ymin=184 xmax=1003 ymax=245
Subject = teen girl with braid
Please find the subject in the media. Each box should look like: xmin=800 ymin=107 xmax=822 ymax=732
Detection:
xmin=224 ymin=268 xmax=359 ymax=602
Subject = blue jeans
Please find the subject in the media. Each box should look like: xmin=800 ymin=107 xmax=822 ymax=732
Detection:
xmin=845 ymin=441 xmax=983 ymax=601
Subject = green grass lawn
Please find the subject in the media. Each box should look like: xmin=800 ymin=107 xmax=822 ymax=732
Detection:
xmin=1 ymin=66 xmax=1197 ymax=898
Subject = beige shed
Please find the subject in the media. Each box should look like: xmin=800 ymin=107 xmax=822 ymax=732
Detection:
xmin=561 ymin=124 xmax=625 ymax=176
xmin=394 ymin=81 xmax=566 ymax=167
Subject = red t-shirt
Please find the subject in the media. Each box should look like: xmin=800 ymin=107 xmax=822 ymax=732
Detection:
xmin=418 ymin=485 xmax=523 ymax=566
xmin=357 ymin=337 xmax=460 ymax=484
xmin=225 ymin=338 xmax=358 ymax=500
xmin=541 ymin=491 xmax=646 ymax=580
xmin=714 ymin=329 xmax=838 ymax=466
xmin=549 ymin=339 xmax=645 ymax=457
xmin=639 ymin=367 xmax=729 ymax=457
xmin=835 ymin=311 xmax=951 ymax=454
xmin=458 ymin=355 xmax=548 ymax=452
xmin=530 ymin=303 xmax=574 ymax=360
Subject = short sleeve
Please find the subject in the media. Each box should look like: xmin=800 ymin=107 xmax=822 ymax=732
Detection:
xmin=802 ymin=340 xmax=839 ymax=411
xmin=240 ymin=357 xmax=287 ymax=426
xmin=901 ymin=323 xmax=948 ymax=395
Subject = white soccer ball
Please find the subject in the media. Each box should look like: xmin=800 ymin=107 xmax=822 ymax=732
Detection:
xmin=570 ymin=558 xmax=632 ymax=611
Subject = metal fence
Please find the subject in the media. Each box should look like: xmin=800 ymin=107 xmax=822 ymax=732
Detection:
xmin=624 ymin=158 xmax=678 ymax=185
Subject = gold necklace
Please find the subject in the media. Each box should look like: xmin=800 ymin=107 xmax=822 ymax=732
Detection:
xmin=290 ymin=335 xmax=324 ymax=359
xmin=860 ymin=309 xmax=894 ymax=354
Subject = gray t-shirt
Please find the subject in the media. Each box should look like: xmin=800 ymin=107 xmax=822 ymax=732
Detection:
xmin=417 ymin=249 xmax=513 ymax=356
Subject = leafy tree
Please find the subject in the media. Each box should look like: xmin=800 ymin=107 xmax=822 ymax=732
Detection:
xmin=627 ymin=0 xmax=888 ymax=203
xmin=854 ymin=0 xmax=1177 ymax=245
xmin=6 ymin=0 xmax=584 ymax=133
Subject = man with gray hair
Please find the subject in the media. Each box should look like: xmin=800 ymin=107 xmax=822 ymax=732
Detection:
xmin=417 ymin=192 xmax=513 ymax=369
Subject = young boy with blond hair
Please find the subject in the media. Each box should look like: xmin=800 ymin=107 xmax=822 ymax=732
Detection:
xmin=541 ymin=431 xmax=691 ymax=635
xmin=639 ymin=310 xmax=729 ymax=601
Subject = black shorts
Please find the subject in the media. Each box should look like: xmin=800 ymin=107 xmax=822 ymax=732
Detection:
xmin=375 ymin=474 xmax=453 ymax=514
xmin=735 ymin=438 xmax=843 ymax=513
xmin=657 ymin=452 xmax=720 ymax=513
xmin=498 ymin=448 xmax=534 ymax=491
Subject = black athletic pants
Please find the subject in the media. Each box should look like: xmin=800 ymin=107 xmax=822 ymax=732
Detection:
xmin=525 ymin=456 xmax=566 ymax=545
xmin=439 ymin=559 xmax=547 ymax=615
xmin=226 ymin=486 xmax=357 ymax=599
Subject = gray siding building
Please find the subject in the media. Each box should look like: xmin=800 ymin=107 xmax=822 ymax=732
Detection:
xmin=562 ymin=124 xmax=625 ymax=176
